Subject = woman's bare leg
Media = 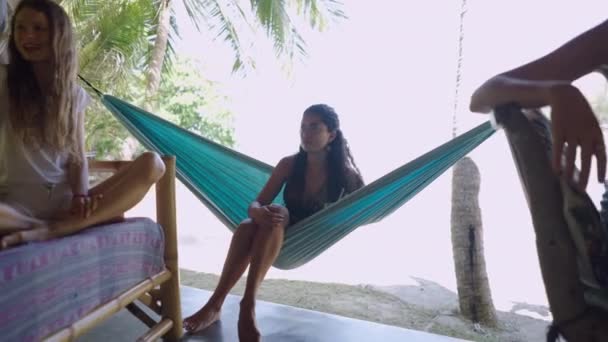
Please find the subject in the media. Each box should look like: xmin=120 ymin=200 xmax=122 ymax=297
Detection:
xmin=238 ymin=206 xmax=288 ymax=342
xmin=88 ymin=157 xmax=140 ymax=196
xmin=84 ymin=153 xmax=149 ymax=223
xmin=1 ymin=152 xmax=165 ymax=247
xmin=183 ymin=219 xmax=259 ymax=332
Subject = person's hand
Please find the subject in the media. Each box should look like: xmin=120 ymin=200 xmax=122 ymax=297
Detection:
xmin=251 ymin=204 xmax=286 ymax=227
xmin=549 ymin=84 xmax=606 ymax=191
xmin=70 ymin=193 xmax=103 ymax=219
xmin=266 ymin=204 xmax=287 ymax=225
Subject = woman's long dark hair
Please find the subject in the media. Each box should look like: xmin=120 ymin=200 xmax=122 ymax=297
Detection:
xmin=287 ymin=104 xmax=363 ymax=202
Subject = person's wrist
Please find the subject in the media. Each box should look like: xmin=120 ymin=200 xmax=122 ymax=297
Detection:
xmin=545 ymin=82 xmax=578 ymax=106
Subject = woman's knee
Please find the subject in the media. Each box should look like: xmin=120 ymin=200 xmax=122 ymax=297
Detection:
xmin=137 ymin=152 xmax=166 ymax=184
xmin=235 ymin=219 xmax=259 ymax=236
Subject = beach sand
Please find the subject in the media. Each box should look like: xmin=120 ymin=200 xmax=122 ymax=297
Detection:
xmin=180 ymin=269 xmax=550 ymax=342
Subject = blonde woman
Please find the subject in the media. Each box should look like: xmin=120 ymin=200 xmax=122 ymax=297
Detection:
xmin=0 ymin=0 xmax=165 ymax=248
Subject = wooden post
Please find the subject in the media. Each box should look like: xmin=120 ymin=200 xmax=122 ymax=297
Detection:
xmin=156 ymin=156 xmax=182 ymax=341
xmin=495 ymin=107 xmax=608 ymax=341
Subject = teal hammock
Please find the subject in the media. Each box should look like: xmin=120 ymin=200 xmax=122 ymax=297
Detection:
xmin=99 ymin=94 xmax=495 ymax=270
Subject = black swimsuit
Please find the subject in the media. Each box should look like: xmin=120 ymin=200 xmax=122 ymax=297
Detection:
xmin=283 ymin=182 xmax=330 ymax=225
xmin=282 ymin=167 xmax=363 ymax=225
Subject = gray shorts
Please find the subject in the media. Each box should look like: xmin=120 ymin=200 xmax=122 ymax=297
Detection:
xmin=0 ymin=183 xmax=72 ymax=220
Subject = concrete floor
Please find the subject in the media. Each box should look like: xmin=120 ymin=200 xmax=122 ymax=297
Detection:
xmin=79 ymin=286 xmax=468 ymax=342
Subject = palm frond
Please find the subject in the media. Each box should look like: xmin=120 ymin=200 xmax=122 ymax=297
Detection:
xmin=60 ymin=0 xmax=105 ymax=20
xmin=295 ymin=0 xmax=346 ymax=29
xmin=251 ymin=0 xmax=289 ymax=53
xmin=249 ymin=0 xmax=345 ymax=67
xmin=181 ymin=0 xmax=207 ymax=32
xmin=74 ymin=0 xmax=152 ymax=93
xmin=198 ymin=0 xmax=253 ymax=72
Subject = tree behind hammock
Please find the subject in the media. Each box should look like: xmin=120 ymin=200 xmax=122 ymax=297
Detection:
xmin=451 ymin=158 xmax=497 ymax=327
xmin=450 ymin=0 xmax=497 ymax=327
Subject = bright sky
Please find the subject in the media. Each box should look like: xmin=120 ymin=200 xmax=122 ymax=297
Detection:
xmin=130 ymin=1 xmax=608 ymax=313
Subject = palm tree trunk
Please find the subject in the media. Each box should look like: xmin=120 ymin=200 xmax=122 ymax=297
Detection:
xmin=120 ymin=0 xmax=172 ymax=159
xmin=450 ymin=0 xmax=497 ymax=326
xmin=145 ymin=0 xmax=172 ymax=110
xmin=451 ymin=157 xmax=497 ymax=326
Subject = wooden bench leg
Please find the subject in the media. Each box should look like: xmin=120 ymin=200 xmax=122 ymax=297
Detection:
xmin=157 ymin=156 xmax=183 ymax=341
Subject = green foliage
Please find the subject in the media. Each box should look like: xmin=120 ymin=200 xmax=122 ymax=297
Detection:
xmin=156 ymin=59 xmax=236 ymax=147
xmin=59 ymin=0 xmax=234 ymax=158
xmin=84 ymin=100 xmax=131 ymax=159
xmin=82 ymin=56 xmax=236 ymax=158
xmin=64 ymin=0 xmax=154 ymax=158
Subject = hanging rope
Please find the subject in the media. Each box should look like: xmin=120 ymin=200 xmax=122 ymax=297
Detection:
xmin=452 ymin=0 xmax=467 ymax=138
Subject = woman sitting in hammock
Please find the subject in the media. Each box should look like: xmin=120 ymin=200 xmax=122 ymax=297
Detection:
xmin=470 ymin=19 xmax=608 ymax=191
xmin=0 ymin=0 xmax=165 ymax=248
xmin=183 ymin=104 xmax=364 ymax=341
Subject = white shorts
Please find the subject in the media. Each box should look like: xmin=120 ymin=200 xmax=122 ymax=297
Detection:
xmin=0 ymin=183 xmax=72 ymax=220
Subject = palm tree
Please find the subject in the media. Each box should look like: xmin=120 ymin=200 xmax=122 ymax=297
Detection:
xmin=450 ymin=0 xmax=497 ymax=327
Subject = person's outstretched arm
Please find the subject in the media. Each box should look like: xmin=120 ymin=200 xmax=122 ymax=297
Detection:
xmin=470 ymin=20 xmax=608 ymax=190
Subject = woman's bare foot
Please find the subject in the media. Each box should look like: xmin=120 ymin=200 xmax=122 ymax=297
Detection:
xmin=238 ymin=302 xmax=260 ymax=342
xmin=0 ymin=223 xmax=50 ymax=249
xmin=0 ymin=214 xmax=45 ymax=235
xmin=183 ymin=303 xmax=222 ymax=333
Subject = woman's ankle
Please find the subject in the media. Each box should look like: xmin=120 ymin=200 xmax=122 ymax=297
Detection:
xmin=240 ymin=297 xmax=256 ymax=311
xmin=206 ymin=295 xmax=225 ymax=311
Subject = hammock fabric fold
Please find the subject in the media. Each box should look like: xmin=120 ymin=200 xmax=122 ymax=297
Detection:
xmin=101 ymin=94 xmax=495 ymax=270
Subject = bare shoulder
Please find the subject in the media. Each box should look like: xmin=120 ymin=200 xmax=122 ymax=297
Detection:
xmin=278 ymin=154 xmax=296 ymax=168
xmin=275 ymin=154 xmax=297 ymax=177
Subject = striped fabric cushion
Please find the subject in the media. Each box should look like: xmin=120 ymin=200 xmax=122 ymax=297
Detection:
xmin=0 ymin=218 xmax=165 ymax=342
